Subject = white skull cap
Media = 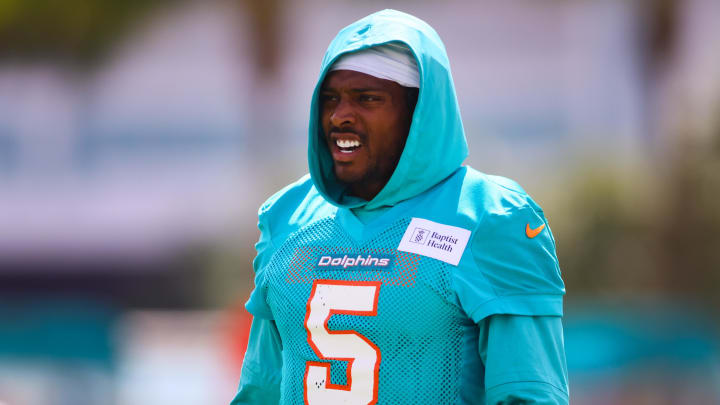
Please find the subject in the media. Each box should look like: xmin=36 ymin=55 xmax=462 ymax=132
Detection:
xmin=329 ymin=42 xmax=420 ymax=88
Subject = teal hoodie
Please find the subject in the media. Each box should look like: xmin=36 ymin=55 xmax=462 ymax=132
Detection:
xmin=231 ymin=9 xmax=568 ymax=405
xmin=308 ymin=9 xmax=468 ymax=212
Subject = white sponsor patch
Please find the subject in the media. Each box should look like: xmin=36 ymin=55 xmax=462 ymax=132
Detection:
xmin=397 ymin=218 xmax=471 ymax=265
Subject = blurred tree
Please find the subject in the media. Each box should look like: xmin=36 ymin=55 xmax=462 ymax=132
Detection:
xmin=0 ymin=0 xmax=286 ymax=75
xmin=633 ymin=0 xmax=679 ymax=146
xmin=559 ymin=120 xmax=720 ymax=321
xmin=555 ymin=166 xmax=664 ymax=297
xmin=639 ymin=0 xmax=677 ymax=65
xmin=660 ymin=129 xmax=720 ymax=316
xmin=0 ymin=0 xmax=170 ymax=65
xmin=237 ymin=0 xmax=283 ymax=80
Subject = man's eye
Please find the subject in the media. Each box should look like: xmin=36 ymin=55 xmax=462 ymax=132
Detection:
xmin=359 ymin=95 xmax=381 ymax=102
xmin=321 ymin=94 xmax=338 ymax=102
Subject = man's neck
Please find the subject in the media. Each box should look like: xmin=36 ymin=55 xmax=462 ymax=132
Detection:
xmin=348 ymin=181 xmax=385 ymax=202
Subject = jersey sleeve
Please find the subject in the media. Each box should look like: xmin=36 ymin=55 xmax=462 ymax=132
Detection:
xmin=229 ymin=318 xmax=283 ymax=405
xmin=480 ymin=315 xmax=569 ymax=404
xmin=454 ymin=204 xmax=565 ymax=323
xmin=245 ymin=205 xmax=276 ymax=319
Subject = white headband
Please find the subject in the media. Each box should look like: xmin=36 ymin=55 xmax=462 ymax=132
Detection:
xmin=329 ymin=43 xmax=420 ymax=88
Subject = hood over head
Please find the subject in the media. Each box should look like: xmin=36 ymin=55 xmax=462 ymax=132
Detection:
xmin=308 ymin=9 xmax=468 ymax=210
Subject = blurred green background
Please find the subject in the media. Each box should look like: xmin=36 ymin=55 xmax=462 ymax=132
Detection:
xmin=0 ymin=0 xmax=718 ymax=404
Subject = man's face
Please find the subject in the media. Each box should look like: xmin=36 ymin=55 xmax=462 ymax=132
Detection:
xmin=320 ymin=69 xmax=414 ymax=200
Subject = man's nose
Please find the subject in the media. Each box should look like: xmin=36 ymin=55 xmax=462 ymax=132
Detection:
xmin=330 ymin=98 xmax=356 ymax=127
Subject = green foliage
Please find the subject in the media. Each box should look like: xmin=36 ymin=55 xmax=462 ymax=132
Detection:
xmin=556 ymin=144 xmax=720 ymax=316
xmin=553 ymin=165 xmax=664 ymax=296
xmin=0 ymin=0 xmax=170 ymax=65
xmin=660 ymin=141 xmax=720 ymax=305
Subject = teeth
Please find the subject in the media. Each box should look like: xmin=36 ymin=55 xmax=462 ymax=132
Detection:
xmin=336 ymin=139 xmax=360 ymax=149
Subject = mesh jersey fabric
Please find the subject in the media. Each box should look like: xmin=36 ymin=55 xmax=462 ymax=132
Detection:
xmin=261 ymin=217 xmax=469 ymax=404
xmin=243 ymin=167 xmax=566 ymax=404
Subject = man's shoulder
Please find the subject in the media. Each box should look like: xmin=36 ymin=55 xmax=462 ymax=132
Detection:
xmin=257 ymin=174 xmax=334 ymax=233
xmin=458 ymin=167 xmax=540 ymax=218
xmin=258 ymin=174 xmax=315 ymax=215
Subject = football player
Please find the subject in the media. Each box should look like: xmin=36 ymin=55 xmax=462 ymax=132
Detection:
xmin=231 ymin=9 xmax=568 ymax=404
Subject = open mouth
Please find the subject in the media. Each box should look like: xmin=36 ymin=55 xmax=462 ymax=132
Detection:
xmin=328 ymin=132 xmax=363 ymax=162
xmin=336 ymin=138 xmax=361 ymax=153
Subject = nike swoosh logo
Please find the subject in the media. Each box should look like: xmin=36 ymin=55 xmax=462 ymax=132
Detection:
xmin=526 ymin=223 xmax=546 ymax=239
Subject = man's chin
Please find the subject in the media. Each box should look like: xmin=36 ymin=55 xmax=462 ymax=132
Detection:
xmin=333 ymin=166 xmax=365 ymax=185
xmin=334 ymin=173 xmax=362 ymax=185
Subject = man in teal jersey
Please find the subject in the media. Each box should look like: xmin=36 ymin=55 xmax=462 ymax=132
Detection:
xmin=231 ymin=9 xmax=568 ymax=405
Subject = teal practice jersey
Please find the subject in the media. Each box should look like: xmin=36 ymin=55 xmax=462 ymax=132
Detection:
xmin=235 ymin=9 xmax=567 ymax=405
xmin=245 ymin=168 xmax=565 ymax=404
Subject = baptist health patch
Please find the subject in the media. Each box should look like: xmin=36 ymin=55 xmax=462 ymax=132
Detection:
xmin=397 ymin=218 xmax=471 ymax=266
